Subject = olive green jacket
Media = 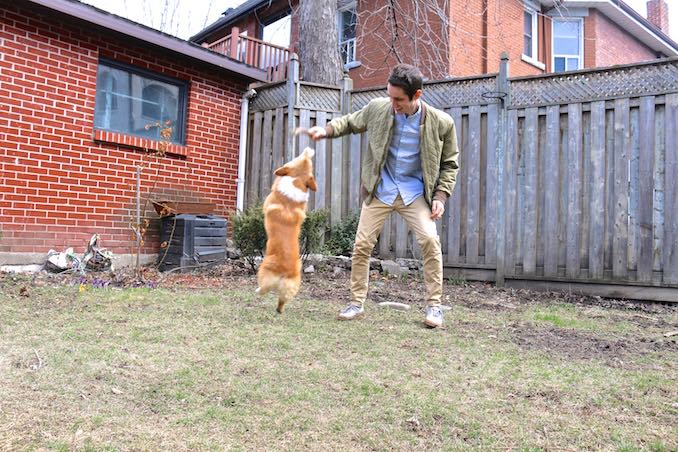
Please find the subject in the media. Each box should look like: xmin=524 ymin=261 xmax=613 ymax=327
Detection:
xmin=326 ymin=98 xmax=460 ymax=206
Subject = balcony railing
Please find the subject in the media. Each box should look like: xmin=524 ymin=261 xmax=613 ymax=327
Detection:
xmin=204 ymin=27 xmax=290 ymax=82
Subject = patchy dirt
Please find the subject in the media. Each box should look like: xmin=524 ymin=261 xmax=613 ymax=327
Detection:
xmin=2 ymin=262 xmax=677 ymax=369
xmin=510 ymin=326 xmax=677 ymax=367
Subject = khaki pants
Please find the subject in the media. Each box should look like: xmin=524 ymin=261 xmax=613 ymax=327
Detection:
xmin=350 ymin=195 xmax=443 ymax=307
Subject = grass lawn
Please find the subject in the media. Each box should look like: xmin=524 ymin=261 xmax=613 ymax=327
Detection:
xmin=0 ymin=268 xmax=676 ymax=451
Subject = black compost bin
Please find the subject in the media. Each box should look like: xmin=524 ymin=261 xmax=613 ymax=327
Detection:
xmin=158 ymin=214 xmax=227 ymax=272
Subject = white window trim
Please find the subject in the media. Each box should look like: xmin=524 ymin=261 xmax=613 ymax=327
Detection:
xmin=551 ymin=17 xmax=584 ymax=72
xmin=337 ymin=1 xmax=358 ymax=68
xmin=522 ymin=5 xmax=543 ymax=69
xmin=521 ymin=54 xmax=546 ymax=70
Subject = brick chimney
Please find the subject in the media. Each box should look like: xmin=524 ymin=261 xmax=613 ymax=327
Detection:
xmin=646 ymin=0 xmax=669 ymax=34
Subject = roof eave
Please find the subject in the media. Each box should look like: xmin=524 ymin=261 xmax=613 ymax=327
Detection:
xmin=540 ymin=0 xmax=678 ymax=55
xmin=24 ymin=0 xmax=268 ymax=82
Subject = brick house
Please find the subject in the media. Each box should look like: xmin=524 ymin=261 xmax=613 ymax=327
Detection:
xmin=0 ymin=0 xmax=267 ymax=267
xmin=190 ymin=0 xmax=678 ymax=88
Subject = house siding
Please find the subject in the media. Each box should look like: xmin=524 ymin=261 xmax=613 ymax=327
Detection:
xmin=0 ymin=2 xmax=246 ymax=257
xmin=194 ymin=0 xmax=670 ymax=90
xmin=586 ymin=10 xmax=658 ymax=68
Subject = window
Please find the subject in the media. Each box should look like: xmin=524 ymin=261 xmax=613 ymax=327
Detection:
xmin=523 ymin=9 xmax=537 ymax=59
xmin=552 ymin=18 xmax=583 ymax=72
xmin=94 ymin=59 xmax=187 ymax=144
xmin=338 ymin=3 xmax=357 ymax=66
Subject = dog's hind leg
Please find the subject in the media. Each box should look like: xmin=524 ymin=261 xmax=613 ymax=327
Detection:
xmin=275 ymin=277 xmax=301 ymax=314
xmin=256 ymin=271 xmax=280 ymax=297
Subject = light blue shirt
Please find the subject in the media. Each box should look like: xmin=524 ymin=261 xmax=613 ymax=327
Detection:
xmin=375 ymin=105 xmax=424 ymax=206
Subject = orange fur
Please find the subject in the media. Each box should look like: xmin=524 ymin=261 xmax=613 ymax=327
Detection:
xmin=256 ymin=147 xmax=317 ymax=313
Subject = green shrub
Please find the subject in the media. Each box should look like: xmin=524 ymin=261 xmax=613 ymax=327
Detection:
xmin=231 ymin=202 xmax=266 ymax=272
xmin=231 ymin=204 xmax=329 ymax=271
xmin=325 ymin=211 xmax=359 ymax=256
xmin=300 ymin=209 xmax=329 ymax=265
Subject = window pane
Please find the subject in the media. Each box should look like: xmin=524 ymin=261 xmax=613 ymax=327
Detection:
xmin=94 ymin=61 xmax=184 ymax=144
xmin=524 ymin=11 xmax=533 ymax=37
xmin=524 ymin=36 xmax=532 ymax=57
xmin=566 ymin=57 xmax=579 ymax=71
xmin=341 ymin=9 xmax=356 ymax=41
xmin=553 ymin=20 xmax=580 ymax=55
xmin=554 ymin=57 xmax=566 ymax=72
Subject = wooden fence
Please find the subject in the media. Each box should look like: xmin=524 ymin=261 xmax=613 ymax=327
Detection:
xmin=244 ymin=55 xmax=678 ymax=301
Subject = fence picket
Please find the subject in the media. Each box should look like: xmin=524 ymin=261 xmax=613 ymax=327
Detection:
xmin=260 ymin=110 xmax=274 ymax=199
xmin=315 ymin=110 xmax=328 ymax=211
xmin=522 ymin=107 xmax=538 ymax=275
xmin=249 ymin=112 xmax=263 ymax=203
xmin=466 ymin=106 xmax=481 ymax=264
xmin=664 ymin=94 xmax=678 ymax=284
xmin=653 ymin=105 xmax=665 ymax=274
xmin=589 ymin=101 xmax=606 ymax=279
xmin=566 ymin=103 xmax=582 ymax=278
xmin=349 ymin=134 xmax=361 ymax=212
xmin=271 ymin=107 xmax=284 ymax=172
xmin=330 ymin=113 xmax=343 ymax=225
xmin=638 ymin=97 xmax=655 ymax=282
xmin=505 ymin=109 xmax=519 ymax=276
xmin=485 ymin=103 xmax=498 ymax=265
xmin=446 ymin=107 xmax=462 ymax=264
xmin=543 ymin=105 xmax=560 ymax=277
xmin=613 ymin=98 xmax=630 ymax=279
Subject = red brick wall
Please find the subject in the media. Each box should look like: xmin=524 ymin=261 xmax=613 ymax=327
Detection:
xmin=484 ymin=0 xmax=546 ymax=77
xmin=587 ymin=10 xmax=657 ymax=68
xmin=0 ymin=2 xmax=246 ymax=257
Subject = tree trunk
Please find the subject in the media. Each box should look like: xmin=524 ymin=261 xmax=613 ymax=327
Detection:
xmin=298 ymin=0 xmax=344 ymax=85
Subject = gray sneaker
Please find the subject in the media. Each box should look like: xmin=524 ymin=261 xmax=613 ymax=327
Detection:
xmin=337 ymin=303 xmax=365 ymax=320
xmin=424 ymin=306 xmax=444 ymax=328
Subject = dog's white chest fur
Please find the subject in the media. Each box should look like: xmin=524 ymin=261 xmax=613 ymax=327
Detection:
xmin=276 ymin=176 xmax=309 ymax=203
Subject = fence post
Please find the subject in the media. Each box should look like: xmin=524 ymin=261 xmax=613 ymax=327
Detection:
xmin=286 ymin=53 xmax=300 ymax=159
xmin=495 ymin=52 xmax=510 ymax=287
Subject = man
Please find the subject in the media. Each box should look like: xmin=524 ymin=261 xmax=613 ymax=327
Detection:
xmin=307 ymin=64 xmax=459 ymax=328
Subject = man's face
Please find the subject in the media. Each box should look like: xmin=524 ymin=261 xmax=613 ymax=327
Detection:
xmin=387 ymin=83 xmax=422 ymax=116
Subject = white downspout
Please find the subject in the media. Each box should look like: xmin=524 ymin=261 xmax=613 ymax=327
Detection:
xmin=236 ymin=88 xmax=257 ymax=212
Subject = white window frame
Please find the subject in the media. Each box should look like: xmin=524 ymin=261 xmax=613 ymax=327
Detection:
xmin=551 ymin=17 xmax=584 ymax=72
xmin=521 ymin=2 xmax=545 ymax=70
xmin=337 ymin=2 xmax=359 ymax=69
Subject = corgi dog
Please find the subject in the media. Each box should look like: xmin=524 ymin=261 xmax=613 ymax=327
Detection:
xmin=256 ymin=146 xmax=317 ymax=313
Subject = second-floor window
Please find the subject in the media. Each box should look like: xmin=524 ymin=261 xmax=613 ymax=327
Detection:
xmin=94 ymin=59 xmax=187 ymax=144
xmin=338 ymin=3 xmax=357 ymax=66
xmin=552 ymin=18 xmax=583 ymax=72
xmin=523 ymin=8 xmax=537 ymax=59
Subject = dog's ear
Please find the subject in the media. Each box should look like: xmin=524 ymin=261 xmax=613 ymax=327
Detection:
xmin=306 ymin=176 xmax=317 ymax=192
xmin=274 ymin=165 xmax=289 ymax=176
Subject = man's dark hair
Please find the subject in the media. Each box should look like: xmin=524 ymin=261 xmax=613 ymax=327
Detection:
xmin=388 ymin=64 xmax=423 ymax=100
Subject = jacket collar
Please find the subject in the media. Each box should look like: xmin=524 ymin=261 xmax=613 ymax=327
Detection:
xmin=390 ymin=100 xmax=427 ymax=125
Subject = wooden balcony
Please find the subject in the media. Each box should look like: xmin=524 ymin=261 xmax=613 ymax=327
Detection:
xmin=203 ymin=27 xmax=290 ymax=82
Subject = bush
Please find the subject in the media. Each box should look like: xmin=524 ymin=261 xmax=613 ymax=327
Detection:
xmin=325 ymin=211 xmax=359 ymax=256
xmin=231 ymin=203 xmax=330 ymax=271
xmin=231 ymin=202 xmax=266 ymax=272
xmin=300 ymin=209 xmax=329 ymax=265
